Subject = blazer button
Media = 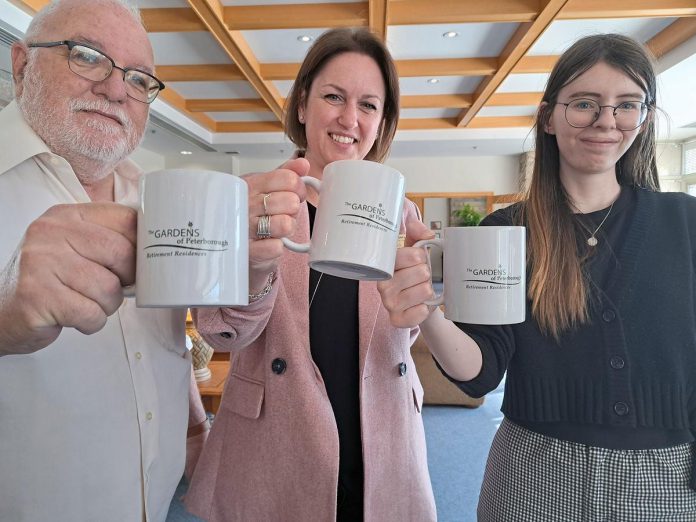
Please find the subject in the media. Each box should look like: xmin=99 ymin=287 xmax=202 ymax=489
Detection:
xmin=613 ymin=401 xmax=629 ymax=416
xmin=271 ymin=358 xmax=287 ymax=375
xmin=398 ymin=362 xmax=407 ymax=376
xmin=219 ymin=332 xmax=232 ymax=339
xmin=610 ymin=356 xmax=625 ymax=369
xmin=602 ymin=309 xmax=616 ymax=322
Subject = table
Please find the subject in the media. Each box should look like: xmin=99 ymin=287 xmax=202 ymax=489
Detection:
xmin=196 ymin=360 xmax=230 ymax=414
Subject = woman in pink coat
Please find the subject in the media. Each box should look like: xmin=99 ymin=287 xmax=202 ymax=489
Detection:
xmin=185 ymin=28 xmax=436 ymax=522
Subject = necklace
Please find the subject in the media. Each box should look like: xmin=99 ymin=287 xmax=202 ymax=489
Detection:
xmin=309 ymin=272 xmax=324 ymax=308
xmin=586 ymin=200 xmax=615 ymax=246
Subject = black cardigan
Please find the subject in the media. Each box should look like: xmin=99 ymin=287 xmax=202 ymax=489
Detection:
xmin=447 ymin=187 xmax=696 ymax=476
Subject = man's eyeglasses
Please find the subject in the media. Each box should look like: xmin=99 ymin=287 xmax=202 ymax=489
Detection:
xmin=556 ymin=98 xmax=649 ymax=131
xmin=28 ymin=40 xmax=165 ymax=104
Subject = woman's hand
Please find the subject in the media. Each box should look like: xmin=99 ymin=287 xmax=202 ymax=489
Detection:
xmin=378 ymin=220 xmax=436 ymax=328
xmin=243 ymin=157 xmax=309 ymax=294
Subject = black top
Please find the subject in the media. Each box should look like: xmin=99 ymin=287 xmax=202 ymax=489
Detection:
xmin=445 ymin=186 xmax=696 ymax=456
xmin=307 ymin=204 xmax=364 ymax=502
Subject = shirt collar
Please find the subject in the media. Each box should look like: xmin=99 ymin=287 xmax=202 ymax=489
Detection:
xmin=0 ymin=101 xmax=53 ymax=174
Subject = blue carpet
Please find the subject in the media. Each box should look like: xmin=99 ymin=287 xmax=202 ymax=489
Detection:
xmin=167 ymin=381 xmax=504 ymax=521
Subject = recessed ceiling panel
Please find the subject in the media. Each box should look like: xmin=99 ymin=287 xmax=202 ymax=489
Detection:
xmin=400 ymin=108 xmax=461 ymax=119
xmin=243 ymin=28 xmax=328 ymax=63
xmin=400 ymin=76 xmax=482 ymax=95
xmin=169 ymin=81 xmax=259 ymax=99
xmin=388 ymin=22 xmax=520 ymax=60
xmin=497 ymin=74 xmax=550 ymax=93
xmin=478 ymin=106 xmax=538 ymax=117
xmin=530 ymin=18 xmax=676 ymax=56
xmin=149 ymin=32 xmax=234 ymax=65
xmin=206 ymin=112 xmax=280 ymax=122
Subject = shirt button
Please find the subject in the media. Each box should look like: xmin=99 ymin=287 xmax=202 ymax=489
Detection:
xmin=610 ymin=356 xmax=625 ymax=369
xmin=146 ymin=412 xmax=153 ymax=421
xmin=602 ymin=309 xmax=616 ymax=322
xmin=135 ymin=352 xmax=143 ymax=360
xmin=271 ymin=358 xmax=287 ymax=375
xmin=398 ymin=362 xmax=407 ymax=376
xmin=613 ymin=402 xmax=629 ymax=416
xmin=220 ymin=332 xmax=232 ymax=339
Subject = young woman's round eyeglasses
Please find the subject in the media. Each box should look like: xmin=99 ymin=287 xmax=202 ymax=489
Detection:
xmin=28 ymin=40 xmax=165 ymax=104
xmin=556 ymin=98 xmax=649 ymax=131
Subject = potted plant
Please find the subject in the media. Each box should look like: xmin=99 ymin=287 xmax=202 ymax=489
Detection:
xmin=453 ymin=203 xmax=483 ymax=227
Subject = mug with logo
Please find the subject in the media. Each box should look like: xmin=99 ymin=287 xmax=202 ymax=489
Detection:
xmin=415 ymin=226 xmax=526 ymax=324
xmin=282 ymin=160 xmax=405 ymax=281
xmin=128 ymin=169 xmax=248 ymax=307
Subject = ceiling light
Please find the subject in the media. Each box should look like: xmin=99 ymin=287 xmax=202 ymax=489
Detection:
xmin=442 ymin=31 xmax=459 ymax=38
xmin=297 ymin=35 xmax=313 ymax=43
xmin=180 ymin=150 xmax=192 ymax=155
xmin=427 ymin=78 xmax=440 ymax=84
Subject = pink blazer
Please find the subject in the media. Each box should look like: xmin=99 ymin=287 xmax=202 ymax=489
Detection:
xmin=185 ymin=199 xmax=436 ymax=522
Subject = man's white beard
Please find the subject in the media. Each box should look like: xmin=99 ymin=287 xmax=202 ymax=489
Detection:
xmin=17 ymin=59 xmax=144 ymax=171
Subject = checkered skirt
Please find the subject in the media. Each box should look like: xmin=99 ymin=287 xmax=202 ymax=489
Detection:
xmin=478 ymin=418 xmax=696 ymax=521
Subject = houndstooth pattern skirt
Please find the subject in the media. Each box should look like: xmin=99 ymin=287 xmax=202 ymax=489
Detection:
xmin=478 ymin=418 xmax=696 ymax=522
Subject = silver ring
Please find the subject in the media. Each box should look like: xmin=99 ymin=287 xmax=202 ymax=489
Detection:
xmin=262 ymin=193 xmax=271 ymax=214
xmin=257 ymin=214 xmax=271 ymax=239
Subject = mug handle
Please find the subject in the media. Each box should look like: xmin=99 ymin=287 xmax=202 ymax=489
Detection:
xmin=281 ymin=176 xmax=321 ymax=253
xmin=413 ymin=238 xmax=444 ymax=306
xmin=122 ymin=285 xmax=136 ymax=298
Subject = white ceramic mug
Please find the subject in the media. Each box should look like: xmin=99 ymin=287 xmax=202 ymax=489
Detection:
xmin=415 ymin=226 xmax=526 ymax=324
xmin=129 ymin=169 xmax=249 ymax=307
xmin=282 ymin=160 xmax=405 ymax=281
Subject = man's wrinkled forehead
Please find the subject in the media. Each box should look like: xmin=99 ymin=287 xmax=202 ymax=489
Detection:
xmin=39 ymin=1 xmax=154 ymax=68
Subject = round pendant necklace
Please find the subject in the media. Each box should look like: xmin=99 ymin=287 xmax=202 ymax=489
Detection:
xmin=586 ymin=200 xmax=615 ymax=247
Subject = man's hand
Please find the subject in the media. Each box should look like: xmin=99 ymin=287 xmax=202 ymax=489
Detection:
xmin=0 ymin=202 xmax=137 ymax=355
xmin=377 ymin=220 xmax=436 ymax=328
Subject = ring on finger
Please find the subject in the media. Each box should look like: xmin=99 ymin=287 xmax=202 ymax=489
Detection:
xmin=262 ymin=193 xmax=271 ymax=214
xmin=257 ymin=214 xmax=271 ymax=239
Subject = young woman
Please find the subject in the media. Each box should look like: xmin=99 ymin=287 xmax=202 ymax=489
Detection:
xmin=184 ymin=28 xmax=436 ymax=522
xmin=378 ymin=33 xmax=696 ymax=521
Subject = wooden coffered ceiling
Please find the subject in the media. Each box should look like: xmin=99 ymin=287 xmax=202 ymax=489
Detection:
xmin=10 ymin=0 xmax=696 ymax=144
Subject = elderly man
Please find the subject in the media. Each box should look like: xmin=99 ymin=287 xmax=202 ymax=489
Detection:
xmin=0 ymin=0 xmax=306 ymax=520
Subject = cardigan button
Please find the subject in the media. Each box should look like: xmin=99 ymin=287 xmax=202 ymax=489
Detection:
xmin=398 ymin=362 xmax=407 ymax=376
xmin=613 ymin=401 xmax=629 ymax=416
xmin=610 ymin=356 xmax=625 ymax=369
xmin=219 ymin=332 xmax=232 ymax=339
xmin=271 ymin=358 xmax=287 ymax=375
xmin=602 ymin=309 xmax=616 ymax=322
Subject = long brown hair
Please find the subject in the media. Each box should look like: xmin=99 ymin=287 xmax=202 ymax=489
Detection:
xmin=522 ymin=33 xmax=659 ymax=339
xmin=284 ymin=27 xmax=400 ymax=162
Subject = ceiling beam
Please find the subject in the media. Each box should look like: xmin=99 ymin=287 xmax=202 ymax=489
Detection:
xmin=223 ymin=2 xmax=367 ymax=30
xmin=163 ymin=55 xmax=558 ymax=83
xmin=187 ymin=99 xmax=272 ymax=112
xmin=158 ymin=89 xmax=216 ymax=131
xmin=216 ymin=116 xmax=534 ymax=133
xmin=216 ymin=121 xmax=283 ymax=133
xmin=7 ymin=0 xmax=45 ymax=13
xmin=488 ymin=92 xmax=543 ymax=106
xmin=141 ymin=8 xmax=207 ymax=32
xmin=156 ymin=64 xmax=246 ymax=82
xmin=561 ymin=0 xmax=696 ymax=19
xmin=186 ymin=0 xmax=284 ymax=119
xmin=143 ymin=1 xmax=696 ymax=33
xmin=368 ymin=0 xmax=388 ymax=40
xmin=456 ymin=0 xmax=571 ymax=128
xmin=184 ymin=92 xmax=543 ymax=112
xmin=646 ymin=17 xmax=696 ymax=59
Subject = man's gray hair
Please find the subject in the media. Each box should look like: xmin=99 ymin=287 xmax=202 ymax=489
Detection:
xmin=25 ymin=0 xmax=142 ymax=43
